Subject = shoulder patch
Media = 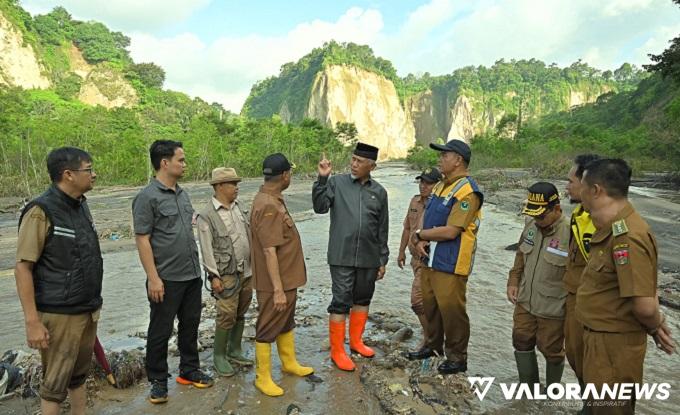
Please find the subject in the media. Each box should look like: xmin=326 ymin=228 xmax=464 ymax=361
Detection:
xmin=612 ymin=219 xmax=629 ymax=236
xmin=460 ymin=200 xmax=470 ymax=211
xmin=613 ymin=244 xmax=630 ymax=265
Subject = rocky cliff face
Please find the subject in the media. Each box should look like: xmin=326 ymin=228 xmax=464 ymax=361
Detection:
xmin=77 ymin=65 xmax=138 ymax=108
xmin=67 ymin=46 xmax=138 ymax=108
xmin=306 ymin=65 xmax=415 ymax=160
xmin=0 ymin=13 xmax=50 ymax=89
xmin=0 ymin=10 xmax=137 ymax=109
xmin=405 ymin=85 xmax=610 ymax=144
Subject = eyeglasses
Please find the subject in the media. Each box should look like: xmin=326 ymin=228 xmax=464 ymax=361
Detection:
xmin=70 ymin=168 xmax=95 ymax=175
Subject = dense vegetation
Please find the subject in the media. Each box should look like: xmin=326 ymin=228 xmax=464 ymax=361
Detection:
xmin=0 ymin=86 xmax=352 ymax=197
xmin=242 ymin=41 xmax=400 ymax=119
xmin=407 ymin=73 xmax=680 ymax=176
xmin=0 ymin=2 xmax=352 ymax=198
xmin=407 ymin=0 xmax=680 ymax=177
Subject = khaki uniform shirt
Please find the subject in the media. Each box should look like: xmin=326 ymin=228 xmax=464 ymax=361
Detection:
xmin=198 ymin=197 xmax=251 ymax=277
xmin=576 ymin=202 xmax=657 ymax=333
xmin=250 ymin=186 xmax=306 ymax=292
xmin=403 ymin=195 xmax=426 ymax=266
xmin=508 ymin=215 xmax=570 ymax=319
xmin=16 ymin=206 xmax=51 ymax=263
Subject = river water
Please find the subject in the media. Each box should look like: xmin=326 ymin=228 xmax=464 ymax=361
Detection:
xmin=1 ymin=162 xmax=678 ymax=414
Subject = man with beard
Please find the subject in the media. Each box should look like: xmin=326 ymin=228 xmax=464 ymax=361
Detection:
xmin=563 ymin=154 xmax=599 ymax=392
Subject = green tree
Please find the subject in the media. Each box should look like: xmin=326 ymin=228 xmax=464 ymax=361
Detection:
xmin=127 ymin=63 xmax=166 ymax=88
xmin=72 ymin=21 xmax=131 ymax=63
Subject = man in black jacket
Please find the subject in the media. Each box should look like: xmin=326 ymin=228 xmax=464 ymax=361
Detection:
xmin=313 ymin=143 xmax=389 ymax=371
xmin=15 ymin=147 xmax=102 ymax=415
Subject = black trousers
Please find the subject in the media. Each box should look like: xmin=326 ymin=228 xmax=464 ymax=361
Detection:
xmin=146 ymin=278 xmax=202 ymax=381
xmin=327 ymin=265 xmax=378 ymax=314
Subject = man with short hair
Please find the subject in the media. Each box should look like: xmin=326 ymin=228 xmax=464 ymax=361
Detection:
xmin=313 ymin=143 xmax=389 ymax=372
xmin=15 ymin=147 xmax=101 ymax=415
xmin=250 ymin=153 xmax=313 ymax=397
xmin=132 ymin=140 xmax=213 ymax=404
xmin=563 ymin=154 xmax=599 ymax=389
xmin=577 ymin=158 xmax=675 ymax=413
xmin=397 ymin=167 xmax=442 ymax=353
xmin=409 ymin=140 xmax=483 ymax=375
xmin=197 ymin=167 xmax=253 ymax=377
xmin=507 ymin=182 xmax=569 ymax=388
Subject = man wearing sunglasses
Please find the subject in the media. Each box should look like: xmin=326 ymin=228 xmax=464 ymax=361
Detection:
xmin=507 ymin=182 xmax=570 ymax=389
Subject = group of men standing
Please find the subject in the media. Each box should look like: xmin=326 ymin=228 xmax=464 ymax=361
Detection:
xmin=13 ymin=138 xmax=676 ymax=414
xmin=504 ymin=155 xmax=676 ymax=413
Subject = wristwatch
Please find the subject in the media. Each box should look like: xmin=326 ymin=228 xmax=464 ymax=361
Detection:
xmin=415 ymin=229 xmax=422 ymax=240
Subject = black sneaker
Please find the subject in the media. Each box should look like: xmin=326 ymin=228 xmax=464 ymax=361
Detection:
xmin=405 ymin=347 xmax=440 ymax=360
xmin=437 ymin=360 xmax=467 ymax=375
xmin=148 ymin=380 xmax=168 ymax=404
xmin=176 ymin=370 xmax=214 ymax=388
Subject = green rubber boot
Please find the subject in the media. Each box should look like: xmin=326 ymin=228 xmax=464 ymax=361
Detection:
xmin=545 ymin=359 xmax=564 ymax=387
xmin=214 ymin=327 xmax=236 ymax=376
xmin=227 ymin=319 xmax=254 ymax=366
xmin=514 ymin=349 xmax=539 ymax=386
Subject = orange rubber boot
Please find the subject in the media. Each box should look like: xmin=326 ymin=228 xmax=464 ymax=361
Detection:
xmin=329 ymin=320 xmax=355 ymax=371
xmin=349 ymin=310 xmax=375 ymax=358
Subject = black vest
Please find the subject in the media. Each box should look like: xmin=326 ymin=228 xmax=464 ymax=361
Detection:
xmin=19 ymin=185 xmax=103 ymax=314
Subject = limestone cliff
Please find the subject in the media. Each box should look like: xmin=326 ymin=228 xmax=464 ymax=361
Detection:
xmin=77 ymin=65 xmax=138 ymax=108
xmin=306 ymin=65 xmax=415 ymax=160
xmin=0 ymin=13 xmax=50 ymax=89
xmin=406 ymin=84 xmax=611 ymax=144
xmin=67 ymin=46 xmax=138 ymax=108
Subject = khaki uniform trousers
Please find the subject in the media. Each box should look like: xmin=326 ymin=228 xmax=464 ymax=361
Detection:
xmin=564 ymin=292 xmax=584 ymax=380
xmin=512 ymin=304 xmax=565 ymax=363
xmin=216 ymin=275 xmax=253 ymax=330
xmin=421 ymin=267 xmax=469 ymax=363
xmin=582 ymin=329 xmax=646 ymax=415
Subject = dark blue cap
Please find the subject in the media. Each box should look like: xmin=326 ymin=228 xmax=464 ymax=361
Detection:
xmin=429 ymin=140 xmax=471 ymax=163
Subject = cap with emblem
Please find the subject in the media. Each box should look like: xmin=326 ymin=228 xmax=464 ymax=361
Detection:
xmin=415 ymin=167 xmax=442 ymax=183
xmin=429 ymin=139 xmax=471 ymax=163
xmin=262 ymin=153 xmax=294 ymax=176
xmin=209 ymin=167 xmax=241 ymax=185
xmin=522 ymin=182 xmax=560 ymax=216
xmin=354 ymin=142 xmax=379 ymax=161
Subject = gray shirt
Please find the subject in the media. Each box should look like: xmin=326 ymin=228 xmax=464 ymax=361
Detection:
xmin=132 ymin=178 xmax=200 ymax=282
xmin=312 ymin=174 xmax=389 ymax=268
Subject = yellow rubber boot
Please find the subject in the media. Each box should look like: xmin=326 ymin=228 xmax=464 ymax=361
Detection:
xmin=276 ymin=330 xmax=314 ymax=377
xmin=254 ymin=342 xmax=284 ymax=397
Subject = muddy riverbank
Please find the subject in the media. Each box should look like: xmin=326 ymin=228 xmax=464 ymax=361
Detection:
xmin=1 ymin=162 xmax=679 ymax=414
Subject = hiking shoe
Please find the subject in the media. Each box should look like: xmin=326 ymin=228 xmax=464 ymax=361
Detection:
xmin=148 ymin=380 xmax=168 ymax=404
xmin=176 ymin=370 xmax=214 ymax=388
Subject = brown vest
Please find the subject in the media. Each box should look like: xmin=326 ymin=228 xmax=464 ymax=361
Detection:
xmin=199 ymin=204 xmax=241 ymax=276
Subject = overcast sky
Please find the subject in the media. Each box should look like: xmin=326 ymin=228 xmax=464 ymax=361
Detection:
xmin=21 ymin=0 xmax=680 ymax=112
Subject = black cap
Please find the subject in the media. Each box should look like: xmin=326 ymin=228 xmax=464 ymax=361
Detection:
xmin=522 ymin=182 xmax=560 ymax=216
xmin=429 ymin=140 xmax=471 ymax=163
xmin=415 ymin=167 xmax=442 ymax=183
xmin=262 ymin=153 xmax=293 ymax=176
xmin=354 ymin=142 xmax=379 ymax=161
